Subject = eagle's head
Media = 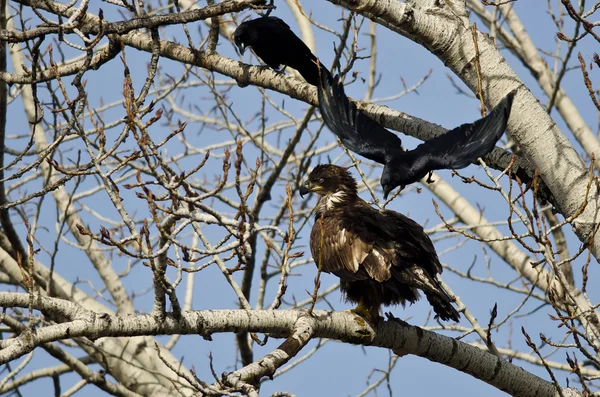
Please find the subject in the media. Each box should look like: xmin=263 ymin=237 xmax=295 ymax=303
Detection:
xmin=299 ymin=164 xmax=358 ymax=201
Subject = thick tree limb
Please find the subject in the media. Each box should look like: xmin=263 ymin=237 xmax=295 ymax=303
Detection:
xmin=0 ymin=293 xmax=582 ymax=397
xmin=467 ymin=0 xmax=600 ymax=172
xmin=0 ymin=246 xmax=197 ymax=396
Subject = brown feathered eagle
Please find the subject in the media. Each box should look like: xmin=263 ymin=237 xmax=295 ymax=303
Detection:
xmin=299 ymin=164 xmax=460 ymax=322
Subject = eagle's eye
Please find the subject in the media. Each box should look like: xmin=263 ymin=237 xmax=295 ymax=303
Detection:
xmin=317 ymin=178 xmax=324 ymax=184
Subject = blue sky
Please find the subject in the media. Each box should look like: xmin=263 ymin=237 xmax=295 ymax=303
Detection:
xmin=4 ymin=0 xmax=599 ymax=396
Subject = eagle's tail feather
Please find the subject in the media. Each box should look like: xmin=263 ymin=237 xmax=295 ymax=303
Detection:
xmin=424 ymin=291 xmax=460 ymax=322
xmin=393 ymin=265 xmax=460 ymax=322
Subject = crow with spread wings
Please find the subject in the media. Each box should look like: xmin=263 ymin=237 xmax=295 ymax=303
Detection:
xmin=317 ymin=69 xmax=515 ymax=198
xmin=234 ymin=16 xmax=320 ymax=86
xmin=300 ymin=164 xmax=460 ymax=322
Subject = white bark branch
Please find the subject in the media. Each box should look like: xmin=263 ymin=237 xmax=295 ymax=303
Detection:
xmin=0 ymin=293 xmax=581 ymax=397
xmin=0 ymin=246 xmax=196 ymax=396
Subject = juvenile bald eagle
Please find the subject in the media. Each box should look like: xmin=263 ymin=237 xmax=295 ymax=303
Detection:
xmin=299 ymin=164 xmax=460 ymax=322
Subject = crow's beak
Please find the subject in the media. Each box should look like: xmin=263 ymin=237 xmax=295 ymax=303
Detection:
xmin=383 ymin=185 xmax=392 ymax=200
xmin=383 ymin=184 xmax=404 ymax=200
xmin=236 ymin=42 xmax=246 ymax=55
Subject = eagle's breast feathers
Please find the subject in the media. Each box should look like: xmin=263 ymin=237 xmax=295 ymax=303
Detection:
xmin=310 ymin=206 xmax=395 ymax=283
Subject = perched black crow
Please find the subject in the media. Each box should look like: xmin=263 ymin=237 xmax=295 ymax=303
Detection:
xmin=299 ymin=164 xmax=460 ymax=322
xmin=233 ymin=16 xmax=320 ymax=86
xmin=317 ymin=69 xmax=515 ymax=198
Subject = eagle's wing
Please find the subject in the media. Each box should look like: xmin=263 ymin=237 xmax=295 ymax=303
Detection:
xmin=402 ymin=92 xmax=514 ymax=175
xmin=317 ymin=68 xmax=403 ymax=164
xmin=380 ymin=209 xmax=461 ymax=322
xmin=310 ymin=208 xmax=395 ymax=282
xmin=380 ymin=210 xmax=442 ymax=276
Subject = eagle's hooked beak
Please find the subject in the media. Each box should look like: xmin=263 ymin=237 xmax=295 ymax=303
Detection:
xmin=300 ymin=179 xmax=324 ymax=198
xmin=299 ymin=180 xmax=311 ymax=198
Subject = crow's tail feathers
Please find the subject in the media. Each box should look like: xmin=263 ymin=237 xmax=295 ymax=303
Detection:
xmin=314 ymin=60 xmax=334 ymax=90
xmin=316 ymin=64 xmax=356 ymax=146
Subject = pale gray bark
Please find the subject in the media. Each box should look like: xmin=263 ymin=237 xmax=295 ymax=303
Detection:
xmin=467 ymin=0 xmax=600 ymax=171
xmin=0 ymin=293 xmax=581 ymax=397
xmin=0 ymin=246 xmax=197 ymax=395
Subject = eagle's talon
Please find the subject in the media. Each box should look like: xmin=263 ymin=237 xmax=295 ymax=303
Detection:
xmin=345 ymin=303 xmax=382 ymax=324
xmin=344 ymin=310 xmax=376 ymax=340
xmin=355 ymin=328 xmax=374 ymax=339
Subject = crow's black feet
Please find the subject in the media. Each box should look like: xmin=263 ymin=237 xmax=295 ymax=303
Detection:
xmin=426 ymin=171 xmax=435 ymax=184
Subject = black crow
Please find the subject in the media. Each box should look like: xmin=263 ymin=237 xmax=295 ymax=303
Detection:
xmin=317 ymin=69 xmax=515 ymax=198
xmin=233 ymin=16 xmax=320 ymax=86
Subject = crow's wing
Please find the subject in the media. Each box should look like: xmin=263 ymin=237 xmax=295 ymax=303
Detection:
xmin=261 ymin=18 xmax=319 ymax=84
xmin=288 ymin=52 xmax=320 ymax=86
xmin=263 ymin=16 xmax=292 ymax=30
xmin=318 ymin=69 xmax=403 ymax=164
xmin=246 ymin=17 xmax=320 ymax=86
xmin=399 ymin=92 xmax=514 ymax=180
